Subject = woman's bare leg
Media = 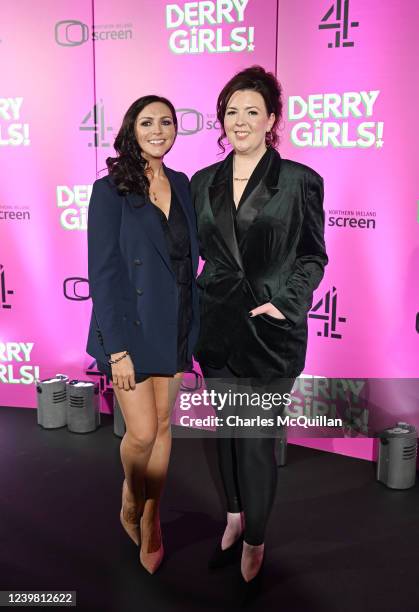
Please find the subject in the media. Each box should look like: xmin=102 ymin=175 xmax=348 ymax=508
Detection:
xmin=114 ymin=379 xmax=158 ymax=513
xmin=141 ymin=372 xmax=183 ymax=551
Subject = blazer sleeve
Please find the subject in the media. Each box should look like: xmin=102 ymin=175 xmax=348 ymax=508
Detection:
xmin=190 ymin=171 xmax=201 ymax=207
xmin=87 ymin=178 xmax=128 ymax=355
xmin=270 ymin=172 xmax=328 ymax=325
xmin=190 ymin=171 xmax=208 ymax=261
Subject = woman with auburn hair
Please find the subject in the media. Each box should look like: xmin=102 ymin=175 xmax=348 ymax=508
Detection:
xmin=191 ymin=66 xmax=327 ymax=584
xmin=86 ymin=95 xmax=199 ymax=573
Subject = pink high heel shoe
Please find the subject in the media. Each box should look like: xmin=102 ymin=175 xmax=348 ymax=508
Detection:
xmin=139 ymin=517 xmax=164 ymax=574
xmin=120 ymin=479 xmax=141 ymax=546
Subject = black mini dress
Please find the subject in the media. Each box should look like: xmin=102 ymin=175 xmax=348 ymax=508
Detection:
xmin=97 ymin=189 xmax=193 ymax=383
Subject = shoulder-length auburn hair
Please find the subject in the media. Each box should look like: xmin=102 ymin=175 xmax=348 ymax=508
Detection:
xmin=216 ymin=65 xmax=283 ymax=153
xmin=106 ymin=95 xmax=178 ymax=195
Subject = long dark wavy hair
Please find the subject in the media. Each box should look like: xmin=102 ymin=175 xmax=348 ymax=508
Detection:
xmin=106 ymin=95 xmax=178 ymax=195
xmin=216 ymin=65 xmax=283 ymax=153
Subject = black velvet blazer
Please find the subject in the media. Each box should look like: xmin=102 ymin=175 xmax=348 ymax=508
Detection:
xmin=190 ymin=147 xmax=328 ymax=380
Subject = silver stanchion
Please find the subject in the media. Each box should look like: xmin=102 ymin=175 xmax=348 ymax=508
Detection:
xmin=36 ymin=374 xmax=69 ymax=429
xmin=377 ymin=422 xmax=417 ymax=489
xmin=67 ymin=380 xmax=100 ymax=433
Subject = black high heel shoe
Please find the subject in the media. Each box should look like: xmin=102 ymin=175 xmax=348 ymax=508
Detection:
xmin=238 ymin=556 xmax=265 ymax=606
xmin=208 ymin=534 xmax=244 ymax=570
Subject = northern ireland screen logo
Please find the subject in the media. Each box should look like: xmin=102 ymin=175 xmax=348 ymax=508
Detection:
xmin=176 ymin=108 xmax=221 ymax=135
xmin=0 ymin=203 xmax=31 ymax=222
xmin=55 ymin=20 xmax=89 ymax=47
xmin=327 ymin=209 xmax=376 ymax=229
xmin=55 ymin=20 xmax=133 ymax=46
xmin=63 ymin=277 xmax=90 ymax=301
xmin=166 ymin=0 xmax=254 ymax=54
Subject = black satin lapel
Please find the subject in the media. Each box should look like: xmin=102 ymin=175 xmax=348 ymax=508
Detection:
xmin=208 ymin=152 xmax=244 ymax=271
xmin=236 ymin=182 xmax=279 ymax=235
xmin=126 ymin=193 xmax=174 ymax=277
xmin=236 ymin=148 xmax=281 ymax=236
xmin=208 ymin=152 xmax=232 ymax=220
xmin=209 ymin=182 xmax=244 ymax=271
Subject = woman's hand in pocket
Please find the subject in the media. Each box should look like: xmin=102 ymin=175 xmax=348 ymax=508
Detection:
xmin=249 ymin=302 xmax=286 ymax=320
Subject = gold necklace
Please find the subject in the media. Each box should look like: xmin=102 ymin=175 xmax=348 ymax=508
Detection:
xmin=150 ymin=189 xmax=158 ymax=203
xmin=146 ymin=166 xmax=164 ymax=204
xmin=233 ymin=157 xmax=249 ymax=182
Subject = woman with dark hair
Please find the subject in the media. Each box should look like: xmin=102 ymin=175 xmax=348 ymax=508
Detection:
xmin=86 ymin=95 xmax=199 ymax=573
xmin=191 ymin=66 xmax=328 ymax=583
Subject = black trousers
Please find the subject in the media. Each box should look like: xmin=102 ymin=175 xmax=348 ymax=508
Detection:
xmin=201 ymin=363 xmax=295 ymax=546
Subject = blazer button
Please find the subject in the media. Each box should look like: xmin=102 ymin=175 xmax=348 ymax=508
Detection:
xmin=134 ymin=320 xmax=141 ymax=326
xmin=136 ymin=288 xmax=144 ymax=296
xmin=134 ymin=258 xmax=142 ymax=265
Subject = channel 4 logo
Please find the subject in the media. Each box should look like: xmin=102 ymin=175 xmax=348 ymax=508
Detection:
xmin=309 ymin=286 xmax=347 ymax=339
xmin=63 ymin=277 xmax=90 ymax=301
xmin=80 ymin=101 xmax=113 ymax=147
xmin=55 ymin=20 xmax=89 ymax=47
xmin=319 ymin=0 xmax=359 ymax=48
xmin=0 ymin=264 xmax=14 ymax=309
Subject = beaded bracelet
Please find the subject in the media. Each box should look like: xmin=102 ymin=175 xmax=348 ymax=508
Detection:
xmin=108 ymin=351 xmax=129 ymax=365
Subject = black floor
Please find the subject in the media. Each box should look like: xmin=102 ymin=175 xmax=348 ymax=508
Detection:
xmin=1 ymin=405 xmax=419 ymax=612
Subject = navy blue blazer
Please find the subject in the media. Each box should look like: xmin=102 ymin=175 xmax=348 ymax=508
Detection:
xmin=86 ymin=166 xmax=200 ymax=374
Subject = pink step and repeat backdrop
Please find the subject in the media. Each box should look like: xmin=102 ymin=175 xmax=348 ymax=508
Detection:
xmin=1 ymin=0 xmax=418 ymax=459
